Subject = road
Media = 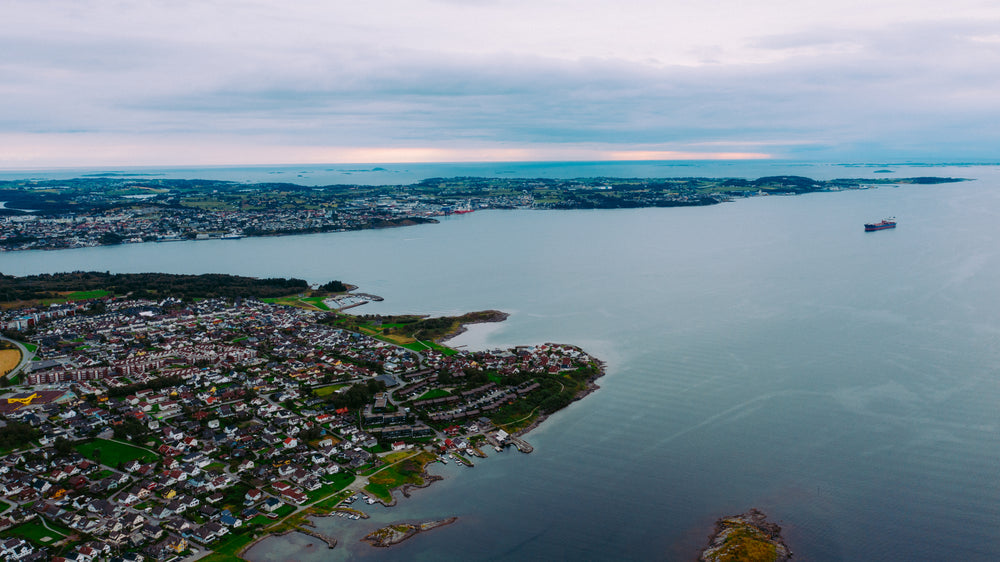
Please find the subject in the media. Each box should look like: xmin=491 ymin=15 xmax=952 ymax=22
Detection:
xmin=1 ymin=335 xmax=33 ymax=381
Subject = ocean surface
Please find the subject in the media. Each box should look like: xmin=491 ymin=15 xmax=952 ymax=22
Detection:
xmin=0 ymin=159 xmax=994 ymax=185
xmin=4 ymin=162 xmax=1000 ymax=560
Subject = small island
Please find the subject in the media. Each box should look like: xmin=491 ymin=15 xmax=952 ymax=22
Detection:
xmin=700 ymin=509 xmax=791 ymax=562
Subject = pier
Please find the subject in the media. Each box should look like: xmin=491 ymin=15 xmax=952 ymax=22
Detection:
xmin=298 ymin=527 xmax=338 ymax=549
xmin=509 ymin=436 xmax=533 ymax=453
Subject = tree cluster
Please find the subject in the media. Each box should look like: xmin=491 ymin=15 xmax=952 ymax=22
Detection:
xmin=0 ymin=271 xmax=309 ymax=302
xmin=0 ymin=421 xmax=40 ymax=450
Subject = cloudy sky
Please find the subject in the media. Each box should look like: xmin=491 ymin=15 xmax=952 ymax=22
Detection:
xmin=2 ymin=0 xmax=999 ymax=167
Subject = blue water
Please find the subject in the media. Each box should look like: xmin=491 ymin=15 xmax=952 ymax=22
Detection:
xmin=4 ymin=162 xmax=1000 ymax=560
xmin=1 ymin=159 xmax=994 ymax=185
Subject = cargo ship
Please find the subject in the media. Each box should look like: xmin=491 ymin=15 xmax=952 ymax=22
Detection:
xmin=864 ymin=217 xmax=896 ymax=231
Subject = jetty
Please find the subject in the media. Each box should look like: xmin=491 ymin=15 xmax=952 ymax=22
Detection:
xmin=298 ymin=528 xmax=338 ymax=549
xmin=362 ymin=517 xmax=458 ymax=548
xmin=509 ymin=436 xmax=533 ymax=453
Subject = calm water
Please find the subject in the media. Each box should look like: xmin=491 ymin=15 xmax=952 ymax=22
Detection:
xmin=4 ymin=163 xmax=1000 ymax=560
xmin=0 ymin=159 xmax=992 ymax=185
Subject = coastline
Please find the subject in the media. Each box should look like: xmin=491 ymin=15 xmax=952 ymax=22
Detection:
xmin=514 ymin=358 xmax=605 ymax=438
xmin=238 ymin=351 xmax=606 ymax=559
xmin=436 ymin=310 xmax=510 ymax=344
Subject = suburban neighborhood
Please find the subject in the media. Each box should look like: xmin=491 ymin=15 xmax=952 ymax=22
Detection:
xmin=0 ymin=291 xmax=602 ymax=560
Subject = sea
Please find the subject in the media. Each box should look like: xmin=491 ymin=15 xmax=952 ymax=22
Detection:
xmin=4 ymin=161 xmax=1000 ymax=560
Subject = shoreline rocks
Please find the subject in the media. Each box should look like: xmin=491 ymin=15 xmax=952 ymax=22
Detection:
xmin=700 ymin=509 xmax=791 ymax=562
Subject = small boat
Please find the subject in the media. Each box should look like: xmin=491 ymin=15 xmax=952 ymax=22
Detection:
xmin=865 ymin=217 xmax=897 ymax=231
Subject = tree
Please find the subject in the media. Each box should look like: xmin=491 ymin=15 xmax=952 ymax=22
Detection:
xmin=54 ymin=436 xmax=74 ymax=456
xmin=320 ymin=280 xmax=347 ymax=293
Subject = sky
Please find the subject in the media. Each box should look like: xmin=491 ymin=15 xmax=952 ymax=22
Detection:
xmin=2 ymin=0 xmax=999 ymax=167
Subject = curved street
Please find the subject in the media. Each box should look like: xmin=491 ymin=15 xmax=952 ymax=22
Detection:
xmin=1 ymin=335 xmax=33 ymax=381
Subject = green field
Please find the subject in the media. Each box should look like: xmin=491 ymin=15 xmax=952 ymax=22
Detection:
xmin=202 ymin=531 xmax=257 ymax=561
xmin=262 ymin=295 xmax=331 ymax=311
xmin=363 ymin=482 xmax=392 ymax=503
xmin=66 ymin=290 xmax=111 ymax=300
xmin=366 ymin=451 xmax=437 ymax=496
xmin=310 ymin=489 xmax=355 ymax=512
xmin=321 ymin=471 xmax=356 ymax=489
xmin=313 ymin=384 xmax=348 ymax=397
xmin=1 ymin=520 xmax=69 ymax=546
xmin=74 ymin=438 xmax=158 ymax=466
xmin=416 ymin=388 xmax=451 ymax=401
xmin=401 ymin=340 xmax=458 ymax=356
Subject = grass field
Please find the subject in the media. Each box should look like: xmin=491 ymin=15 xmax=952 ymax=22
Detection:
xmin=363 ymin=482 xmax=392 ymax=503
xmin=400 ymin=340 xmax=458 ymax=356
xmin=0 ymin=348 xmax=21 ymax=376
xmin=366 ymin=451 xmax=438 ymax=496
xmin=75 ymin=438 xmax=158 ymax=466
xmin=1 ymin=520 xmax=69 ymax=546
xmin=313 ymin=384 xmax=348 ymax=397
xmin=66 ymin=290 xmax=110 ymax=300
xmin=202 ymin=531 xmax=256 ymax=561
xmin=261 ymin=295 xmax=331 ymax=311
xmin=416 ymin=388 xmax=451 ymax=401
xmin=310 ymin=489 xmax=355 ymax=512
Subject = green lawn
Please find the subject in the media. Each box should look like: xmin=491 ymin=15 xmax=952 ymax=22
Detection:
xmin=74 ymin=438 xmax=158 ymax=466
xmin=310 ymin=490 xmax=354 ymax=512
xmin=321 ymin=471 xmax=356 ymax=489
xmin=365 ymin=451 xmax=437 ymax=497
xmin=313 ymin=384 xmax=348 ymax=397
xmin=1 ymin=520 xmax=68 ymax=546
xmin=23 ymin=343 xmax=39 ymax=353
xmin=66 ymin=290 xmax=111 ymax=300
xmin=261 ymin=296 xmax=331 ymax=311
xmin=304 ymin=479 xmax=355 ymax=505
xmin=409 ymin=340 xmax=459 ymax=356
xmin=205 ymin=531 xmax=257 ymax=560
xmin=363 ymin=482 xmax=392 ymax=503
xmin=0 ymin=500 xmax=10 ymax=512
xmin=416 ymin=388 xmax=451 ymax=401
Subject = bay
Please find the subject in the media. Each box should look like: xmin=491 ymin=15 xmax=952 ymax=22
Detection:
xmin=4 ymin=163 xmax=1000 ymax=560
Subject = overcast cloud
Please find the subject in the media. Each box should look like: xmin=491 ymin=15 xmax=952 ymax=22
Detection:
xmin=2 ymin=0 xmax=999 ymax=166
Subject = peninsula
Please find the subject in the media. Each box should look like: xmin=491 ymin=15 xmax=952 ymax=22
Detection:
xmin=0 ymin=175 xmax=965 ymax=251
xmin=0 ymin=273 xmax=603 ymax=560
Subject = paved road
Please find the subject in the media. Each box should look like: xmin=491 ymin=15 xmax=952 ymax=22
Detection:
xmin=1 ymin=335 xmax=33 ymax=380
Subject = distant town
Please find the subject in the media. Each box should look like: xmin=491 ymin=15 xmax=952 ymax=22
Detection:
xmin=0 ymin=274 xmax=603 ymax=560
xmin=0 ymin=175 xmax=964 ymax=251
